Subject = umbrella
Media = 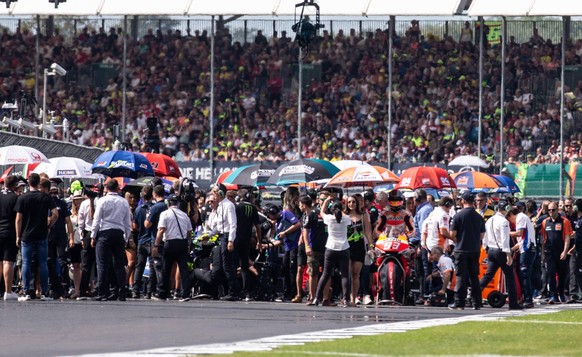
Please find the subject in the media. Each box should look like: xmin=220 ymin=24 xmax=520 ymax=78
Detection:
xmin=331 ymin=160 xmax=371 ymax=171
xmin=125 ymin=176 xmax=182 ymax=194
xmin=223 ymin=164 xmax=275 ymax=187
xmin=215 ymin=170 xmax=238 ymax=191
xmin=451 ymin=171 xmax=504 ymax=192
xmin=493 ymin=174 xmax=521 ymax=193
xmin=140 ymin=152 xmax=182 ymax=178
xmin=326 ymin=165 xmax=400 ymax=188
xmin=0 ymin=163 xmax=39 ymax=181
xmin=0 ymin=145 xmax=49 ymax=165
xmin=91 ymin=150 xmax=154 ymax=179
xmin=32 ymin=157 xmax=98 ymax=179
xmin=449 ymin=155 xmax=489 ymax=168
xmin=395 ymin=166 xmax=456 ymax=190
xmin=266 ymin=158 xmax=340 ymax=186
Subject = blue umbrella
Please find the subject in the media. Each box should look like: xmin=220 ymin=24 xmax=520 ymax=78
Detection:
xmin=493 ymin=174 xmax=521 ymax=193
xmin=266 ymin=159 xmax=340 ymax=186
xmin=91 ymin=151 xmax=154 ymax=179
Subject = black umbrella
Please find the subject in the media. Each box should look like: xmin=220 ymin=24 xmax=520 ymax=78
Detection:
xmin=222 ymin=164 xmax=275 ymax=187
xmin=266 ymin=159 xmax=340 ymax=186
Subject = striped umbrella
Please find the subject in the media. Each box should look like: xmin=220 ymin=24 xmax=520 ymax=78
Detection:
xmin=266 ymin=159 xmax=340 ymax=186
xmin=451 ymin=171 xmax=504 ymax=192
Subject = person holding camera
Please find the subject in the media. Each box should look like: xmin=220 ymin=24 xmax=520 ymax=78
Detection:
xmin=90 ymin=179 xmax=132 ymax=301
xmin=206 ymin=183 xmax=238 ymax=301
xmin=152 ymin=194 xmax=193 ymax=301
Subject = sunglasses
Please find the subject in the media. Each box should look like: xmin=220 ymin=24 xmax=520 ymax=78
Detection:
xmin=565 ymin=205 xmax=572 ymax=208
xmin=548 ymin=209 xmax=557 ymax=212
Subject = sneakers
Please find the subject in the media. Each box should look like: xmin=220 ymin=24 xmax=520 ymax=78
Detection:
xmin=3 ymin=292 xmax=19 ymax=301
xmin=18 ymin=295 xmax=32 ymax=302
xmin=363 ymin=295 xmax=373 ymax=306
xmin=448 ymin=303 xmax=464 ymax=310
xmin=40 ymin=295 xmax=53 ymax=301
xmin=178 ymin=297 xmax=190 ymax=302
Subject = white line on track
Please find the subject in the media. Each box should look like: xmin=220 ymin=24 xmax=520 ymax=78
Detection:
xmin=75 ymin=305 xmax=582 ymax=357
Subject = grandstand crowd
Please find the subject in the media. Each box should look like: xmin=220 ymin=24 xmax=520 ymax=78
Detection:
xmin=1 ymin=20 xmax=582 ymax=165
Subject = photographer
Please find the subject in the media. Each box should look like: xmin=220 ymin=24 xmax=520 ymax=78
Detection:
xmin=152 ymin=194 xmax=193 ymax=301
xmin=172 ymin=178 xmax=200 ymax=229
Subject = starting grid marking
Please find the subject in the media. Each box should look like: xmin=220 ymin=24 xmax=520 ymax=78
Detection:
xmin=77 ymin=305 xmax=581 ymax=357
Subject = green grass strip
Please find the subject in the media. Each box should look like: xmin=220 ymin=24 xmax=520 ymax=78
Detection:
xmin=228 ymin=310 xmax=582 ymax=357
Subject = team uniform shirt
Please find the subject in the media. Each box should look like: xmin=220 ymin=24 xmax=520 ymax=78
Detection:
xmin=484 ymin=212 xmax=511 ymax=253
xmin=302 ymin=209 xmax=326 ymax=253
xmin=541 ymin=215 xmax=573 ymax=252
xmin=134 ymin=201 xmax=154 ymax=245
xmin=422 ymin=207 xmax=449 ymax=251
xmin=436 ymin=255 xmax=456 ymax=290
xmin=323 ymin=214 xmax=351 ymax=251
xmin=515 ymin=212 xmax=536 ymax=253
xmin=273 ymin=210 xmax=300 ymax=251
xmin=158 ymin=207 xmax=193 ymax=241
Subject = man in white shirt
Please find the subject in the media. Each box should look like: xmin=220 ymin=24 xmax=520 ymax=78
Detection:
xmin=509 ymin=200 xmax=537 ymax=308
xmin=428 ymin=246 xmax=455 ymax=305
xmin=479 ymin=200 xmax=521 ymax=310
xmin=76 ymin=185 xmax=99 ymax=300
xmin=153 ymin=194 xmax=193 ymax=302
xmin=90 ymin=180 xmax=132 ymax=301
xmin=206 ymin=184 xmax=238 ymax=300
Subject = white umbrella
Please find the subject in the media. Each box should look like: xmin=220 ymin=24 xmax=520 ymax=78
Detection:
xmin=331 ymin=160 xmax=371 ymax=171
xmin=448 ymin=155 xmax=489 ymax=168
xmin=33 ymin=157 xmax=98 ymax=179
xmin=0 ymin=145 xmax=49 ymax=165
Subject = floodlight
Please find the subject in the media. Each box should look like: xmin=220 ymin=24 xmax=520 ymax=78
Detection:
xmin=2 ymin=102 xmax=18 ymax=110
xmin=0 ymin=0 xmax=17 ymax=9
xmin=48 ymin=0 xmax=66 ymax=9
xmin=3 ymin=117 xmax=22 ymax=129
xmin=19 ymin=119 xmax=39 ymax=130
xmin=39 ymin=124 xmax=57 ymax=136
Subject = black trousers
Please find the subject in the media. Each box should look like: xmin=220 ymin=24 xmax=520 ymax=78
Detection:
xmin=315 ymin=249 xmax=351 ymax=302
xmin=282 ymin=247 xmax=298 ymax=299
xmin=159 ymin=239 xmax=190 ymax=299
xmin=133 ymin=242 xmax=158 ymax=295
xmin=545 ymin=248 xmax=568 ymax=297
xmin=95 ymin=229 xmax=126 ymax=299
xmin=453 ymin=251 xmax=481 ymax=307
xmin=576 ymin=247 xmax=582 ymax=296
xmin=47 ymin=237 xmax=69 ymax=296
xmin=80 ymin=231 xmax=96 ymax=296
xmin=220 ymin=235 xmax=239 ymax=296
xmin=567 ymin=250 xmax=579 ymax=296
xmin=479 ymin=248 xmax=519 ymax=308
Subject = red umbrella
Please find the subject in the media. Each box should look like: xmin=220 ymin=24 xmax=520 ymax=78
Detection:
xmin=215 ymin=170 xmax=238 ymax=191
xmin=394 ymin=166 xmax=456 ymax=190
xmin=140 ymin=152 xmax=182 ymax=178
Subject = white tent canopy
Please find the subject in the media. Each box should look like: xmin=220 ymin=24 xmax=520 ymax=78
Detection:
xmin=1 ymin=0 xmax=581 ymax=17
xmin=363 ymin=0 xmax=463 ymax=16
xmin=467 ymin=0 xmax=533 ymax=17
xmin=528 ymin=0 xmax=582 ymax=16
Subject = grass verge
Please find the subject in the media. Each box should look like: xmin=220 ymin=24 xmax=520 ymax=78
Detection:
xmin=227 ymin=310 xmax=582 ymax=356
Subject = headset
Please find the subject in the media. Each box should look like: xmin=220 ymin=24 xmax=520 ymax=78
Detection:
xmin=216 ymin=183 xmax=227 ymax=198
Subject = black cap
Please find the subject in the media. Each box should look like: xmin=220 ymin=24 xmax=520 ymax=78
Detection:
xmin=460 ymin=191 xmax=475 ymax=203
xmin=515 ymin=201 xmax=525 ymax=208
xmin=166 ymin=194 xmax=179 ymax=204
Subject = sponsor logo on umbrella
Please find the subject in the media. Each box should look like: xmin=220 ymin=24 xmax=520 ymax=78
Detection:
xmin=30 ymin=152 xmax=42 ymax=161
xmin=457 ymin=176 xmax=469 ymax=185
xmin=401 ymin=177 xmax=412 ymax=187
xmin=151 ymin=162 xmax=159 ymax=169
xmin=56 ymin=170 xmax=77 ymax=176
xmin=250 ymin=169 xmax=274 ymax=179
xmin=279 ymin=165 xmax=315 ymax=176
xmin=440 ymin=177 xmax=450 ymax=185
xmin=421 ymin=178 xmax=431 ymax=185
xmin=108 ymin=160 xmax=135 ymax=169
xmin=139 ymin=163 xmax=149 ymax=169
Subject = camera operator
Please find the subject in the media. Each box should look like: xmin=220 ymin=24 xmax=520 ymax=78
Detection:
xmin=172 ymin=179 xmax=200 ymax=229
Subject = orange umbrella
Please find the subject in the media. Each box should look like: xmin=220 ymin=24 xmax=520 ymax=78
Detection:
xmin=451 ymin=171 xmax=503 ymax=192
xmin=394 ymin=166 xmax=456 ymax=190
xmin=326 ymin=165 xmax=400 ymax=188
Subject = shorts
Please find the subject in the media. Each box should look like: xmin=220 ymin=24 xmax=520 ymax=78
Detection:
xmin=69 ymin=243 xmax=82 ymax=264
xmin=307 ymin=251 xmax=324 ymax=277
xmin=297 ymin=244 xmax=307 ymax=266
xmin=0 ymin=238 xmax=18 ymax=262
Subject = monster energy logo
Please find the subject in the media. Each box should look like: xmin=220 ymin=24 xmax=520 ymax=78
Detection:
xmin=348 ymin=230 xmax=363 ymax=242
xmin=243 ymin=203 xmax=254 ymax=218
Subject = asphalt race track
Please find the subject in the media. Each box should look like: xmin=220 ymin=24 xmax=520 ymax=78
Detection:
xmin=0 ymin=299 xmax=546 ymax=356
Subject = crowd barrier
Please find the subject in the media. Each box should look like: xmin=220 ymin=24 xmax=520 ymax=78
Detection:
xmin=0 ymin=131 xmax=103 ymax=163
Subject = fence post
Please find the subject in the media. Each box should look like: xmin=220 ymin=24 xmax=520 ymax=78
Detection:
xmin=359 ymin=20 xmax=362 ymax=37
xmin=330 ymin=20 xmax=333 ymax=37
xmin=74 ymin=19 xmax=77 ymax=36
xmin=244 ymin=19 xmax=248 ymax=44
xmin=273 ymin=20 xmax=276 ymax=36
xmin=445 ymin=20 xmax=449 ymax=37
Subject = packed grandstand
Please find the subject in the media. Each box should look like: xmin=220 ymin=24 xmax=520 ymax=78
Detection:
xmin=1 ymin=19 xmax=582 ymax=168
